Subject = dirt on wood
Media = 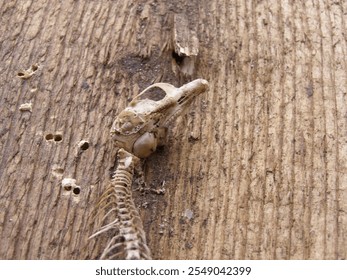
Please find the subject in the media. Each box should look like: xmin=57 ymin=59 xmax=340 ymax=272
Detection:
xmin=0 ymin=0 xmax=346 ymax=260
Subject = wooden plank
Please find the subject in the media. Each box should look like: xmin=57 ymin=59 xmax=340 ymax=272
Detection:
xmin=0 ymin=0 xmax=346 ymax=260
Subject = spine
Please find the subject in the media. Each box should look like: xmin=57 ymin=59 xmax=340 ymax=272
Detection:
xmin=91 ymin=149 xmax=151 ymax=260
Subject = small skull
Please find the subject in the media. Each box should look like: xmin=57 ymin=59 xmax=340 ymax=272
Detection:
xmin=111 ymin=79 xmax=209 ymax=158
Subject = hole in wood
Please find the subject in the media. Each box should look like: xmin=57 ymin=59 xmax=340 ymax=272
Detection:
xmin=54 ymin=134 xmax=62 ymax=142
xmin=73 ymin=187 xmax=80 ymax=195
xmin=64 ymin=185 xmax=72 ymax=191
xmin=17 ymin=72 xmax=25 ymax=77
xmin=172 ymin=50 xmax=185 ymax=65
xmin=78 ymin=140 xmax=89 ymax=150
xmin=31 ymin=64 xmax=38 ymax=72
xmin=45 ymin=134 xmax=54 ymax=141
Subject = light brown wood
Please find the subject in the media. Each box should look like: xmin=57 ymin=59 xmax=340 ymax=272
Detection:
xmin=0 ymin=0 xmax=346 ymax=260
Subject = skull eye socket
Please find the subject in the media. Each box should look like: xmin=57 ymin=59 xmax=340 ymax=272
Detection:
xmin=137 ymin=86 xmax=166 ymax=101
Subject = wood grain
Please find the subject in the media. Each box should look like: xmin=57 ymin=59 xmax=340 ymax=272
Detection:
xmin=0 ymin=0 xmax=346 ymax=259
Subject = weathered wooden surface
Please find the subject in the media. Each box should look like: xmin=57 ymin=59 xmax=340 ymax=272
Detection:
xmin=0 ymin=0 xmax=346 ymax=260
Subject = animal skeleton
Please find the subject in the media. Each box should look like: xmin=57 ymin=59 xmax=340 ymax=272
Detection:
xmin=90 ymin=79 xmax=209 ymax=259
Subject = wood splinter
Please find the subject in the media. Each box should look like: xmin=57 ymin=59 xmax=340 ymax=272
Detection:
xmin=172 ymin=13 xmax=200 ymax=75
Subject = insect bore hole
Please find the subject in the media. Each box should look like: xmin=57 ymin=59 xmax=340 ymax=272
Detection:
xmin=31 ymin=64 xmax=38 ymax=72
xmin=54 ymin=134 xmax=62 ymax=142
xmin=73 ymin=187 xmax=80 ymax=195
xmin=78 ymin=140 xmax=89 ymax=150
xmin=45 ymin=134 xmax=54 ymax=141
